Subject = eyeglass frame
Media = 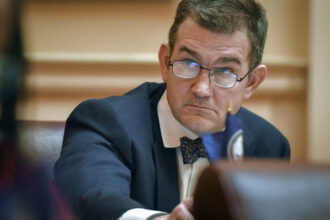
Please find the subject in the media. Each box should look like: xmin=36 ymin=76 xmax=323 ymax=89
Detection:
xmin=168 ymin=59 xmax=257 ymax=89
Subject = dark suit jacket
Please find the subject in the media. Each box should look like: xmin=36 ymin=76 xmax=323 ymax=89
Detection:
xmin=54 ymin=82 xmax=290 ymax=220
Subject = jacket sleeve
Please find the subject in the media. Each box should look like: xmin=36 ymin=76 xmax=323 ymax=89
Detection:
xmin=54 ymin=99 xmax=144 ymax=220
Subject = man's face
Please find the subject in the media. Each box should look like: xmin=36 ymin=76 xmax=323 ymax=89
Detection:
xmin=159 ymin=18 xmax=262 ymax=135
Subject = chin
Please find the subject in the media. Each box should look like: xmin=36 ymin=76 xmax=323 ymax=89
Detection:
xmin=180 ymin=115 xmax=219 ymax=135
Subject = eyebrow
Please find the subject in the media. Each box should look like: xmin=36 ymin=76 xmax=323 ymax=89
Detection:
xmin=215 ymin=57 xmax=241 ymax=65
xmin=178 ymin=46 xmax=242 ymax=66
xmin=178 ymin=46 xmax=202 ymax=61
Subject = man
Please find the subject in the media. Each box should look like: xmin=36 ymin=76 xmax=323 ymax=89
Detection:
xmin=54 ymin=0 xmax=290 ymax=219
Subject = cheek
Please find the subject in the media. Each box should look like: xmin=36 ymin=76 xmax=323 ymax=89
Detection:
xmin=213 ymin=87 xmax=246 ymax=114
xmin=166 ymin=78 xmax=190 ymax=108
xmin=230 ymin=89 xmax=247 ymax=113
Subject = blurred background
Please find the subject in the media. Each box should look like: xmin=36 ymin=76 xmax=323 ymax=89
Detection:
xmin=17 ymin=0 xmax=329 ymax=162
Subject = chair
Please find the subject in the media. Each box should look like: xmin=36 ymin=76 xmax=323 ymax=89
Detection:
xmin=193 ymin=160 xmax=330 ymax=220
xmin=18 ymin=121 xmax=65 ymax=177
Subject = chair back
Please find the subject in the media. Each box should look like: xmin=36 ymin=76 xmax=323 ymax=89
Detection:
xmin=193 ymin=160 xmax=330 ymax=220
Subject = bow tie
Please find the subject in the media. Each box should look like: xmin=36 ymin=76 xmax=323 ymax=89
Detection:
xmin=180 ymin=137 xmax=208 ymax=164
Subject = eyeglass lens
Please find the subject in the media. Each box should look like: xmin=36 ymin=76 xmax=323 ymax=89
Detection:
xmin=172 ymin=60 xmax=238 ymax=88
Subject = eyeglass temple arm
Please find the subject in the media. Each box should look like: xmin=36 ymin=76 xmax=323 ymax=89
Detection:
xmin=236 ymin=65 xmax=257 ymax=82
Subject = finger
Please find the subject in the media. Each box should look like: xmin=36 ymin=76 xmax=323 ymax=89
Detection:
xmin=170 ymin=203 xmax=194 ymax=220
xmin=182 ymin=197 xmax=194 ymax=212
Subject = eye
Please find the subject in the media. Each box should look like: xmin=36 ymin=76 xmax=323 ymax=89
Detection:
xmin=182 ymin=59 xmax=200 ymax=67
xmin=212 ymin=67 xmax=235 ymax=75
xmin=219 ymin=67 xmax=234 ymax=74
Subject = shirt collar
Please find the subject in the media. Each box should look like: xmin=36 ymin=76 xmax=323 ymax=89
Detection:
xmin=157 ymin=90 xmax=198 ymax=148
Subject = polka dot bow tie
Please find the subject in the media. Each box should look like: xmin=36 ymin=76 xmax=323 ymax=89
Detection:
xmin=180 ymin=137 xmax=208 ymax=164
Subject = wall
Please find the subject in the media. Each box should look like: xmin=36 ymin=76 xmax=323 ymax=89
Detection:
xmin=20 ymin=0 xmax=309 ymax=161
xmin=308 ymin=0 xmax=330 ymax=162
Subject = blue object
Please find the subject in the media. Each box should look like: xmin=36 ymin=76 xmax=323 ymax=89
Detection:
xmin=202 ymin=113 xmax=243 ymax=163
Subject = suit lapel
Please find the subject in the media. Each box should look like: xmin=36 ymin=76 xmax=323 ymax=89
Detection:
xmin=152 ymin=142 xmax=180 ymax=212
xmin=149 ymin=84 xmax=180 ymax=212
xmin=240 ymin=116 xmax=256 ymax=157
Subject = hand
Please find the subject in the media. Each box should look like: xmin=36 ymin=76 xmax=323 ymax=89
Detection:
xmin=154 ymin=197 xmax=194 ymax=220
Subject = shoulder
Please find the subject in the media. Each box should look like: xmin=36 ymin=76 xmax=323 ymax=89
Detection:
xmin=237 ymin=107 xmax=283 ymax=137
xmin=237 ymin=107 xmax=290 ymax=158
xmin=237 ymin=107 xmax=276 ymax=131
xmin=61 ymin=83 xmax=165 ymax=165
xmin=70 ymin=82 xmax=165 ymax=120
xmin=64 ymin=82 xmax=165 ymax=146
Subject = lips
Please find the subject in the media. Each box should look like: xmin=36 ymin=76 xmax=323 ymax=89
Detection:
xmin=185 ymin=104 xmax=216 ymax=112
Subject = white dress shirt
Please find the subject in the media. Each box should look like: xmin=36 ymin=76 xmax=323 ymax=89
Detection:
xmin=119 ymin=90 xmax=210 ymax=219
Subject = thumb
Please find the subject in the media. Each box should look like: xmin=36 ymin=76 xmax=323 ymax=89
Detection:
xmin=182 ymin=196 xmax=194 ymax=212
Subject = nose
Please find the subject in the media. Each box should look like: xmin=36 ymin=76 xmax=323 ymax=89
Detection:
xmin=191 ymin=69 xmax=213 ymax=98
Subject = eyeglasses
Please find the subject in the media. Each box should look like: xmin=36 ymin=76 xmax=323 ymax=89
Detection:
xmin=168 ymin=59 xmax=255 ymax=88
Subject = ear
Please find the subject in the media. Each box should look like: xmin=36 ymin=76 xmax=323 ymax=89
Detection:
xmin=244 ymin=64 xmax=267 ymax=100
xmin=158 ymin=43 xmax=170 ymax=82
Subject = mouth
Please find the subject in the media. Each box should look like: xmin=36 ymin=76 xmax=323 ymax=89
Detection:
xmin=185 ymin=104 xmax=216 ymax=113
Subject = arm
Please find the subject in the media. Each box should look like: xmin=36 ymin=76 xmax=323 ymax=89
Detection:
xmin=54 ymin=99 xmax=144 ymax=220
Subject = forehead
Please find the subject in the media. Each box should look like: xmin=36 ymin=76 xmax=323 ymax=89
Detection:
xmin=174 ymin=18 xmax=250 ymax=65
